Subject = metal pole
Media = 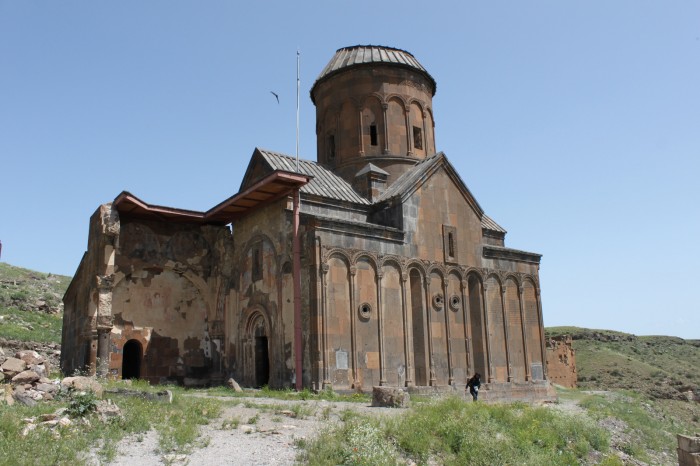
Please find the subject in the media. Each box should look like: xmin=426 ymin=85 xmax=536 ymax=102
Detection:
xmin=296 ymin=49 xmax=300 ymax=172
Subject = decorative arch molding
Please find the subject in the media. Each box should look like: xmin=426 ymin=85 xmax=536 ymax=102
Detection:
xmin=325 ymin=249 xmax=353 ymax=269
xmin=405 ymin=259 xmax=427 ymax=278
xmin=406 ymin=98 xmax=427 ymax=116
xmin=384 ymin=93 xmax=409 ymax=110
xmin=242 ymin=305 xmax=271 ymax=338
xmin=377 ymin=255 xmax=404 ymax=274
xmin=360 ymin=93 xmax=385 ymax=109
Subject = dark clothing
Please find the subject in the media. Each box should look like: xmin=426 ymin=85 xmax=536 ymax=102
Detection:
xmin=467 ymin=375 xmax=481 ymax=401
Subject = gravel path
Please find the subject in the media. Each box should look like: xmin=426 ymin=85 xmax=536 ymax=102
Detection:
xmin=103 ymin=396 xmax=404 ymax=466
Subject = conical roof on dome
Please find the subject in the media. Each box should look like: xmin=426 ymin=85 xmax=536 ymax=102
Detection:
xmin=311 ymin=45 xmax=436 ymax=102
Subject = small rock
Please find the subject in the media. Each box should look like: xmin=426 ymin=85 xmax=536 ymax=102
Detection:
xmin=279 ymin=410 xmax=296 ymax=418
xmin=240 ymin=425 xmax=255 ymax=433
xmin=30 ymin=364 xmax=48 ymax=379
xmin=15 ymin=350 xmax=44 ymax=366
xmin=36 ymin=383 xmax=59 ymax=395
xmin=12 ymin=370 xmax=40 ymax=385
xmin=371 ymin=386 xmax=410 ymax=408
xmin=61 ymin=376 xmax=104 ymax=397
xmin=1 ymin=357 xmax=27 ymax=377
xmin=21 ymin=424 xmax=37 ymax=437
xmin=13 ymin=391 xmax=37 ymax=407
xmin=96 ymin=400 xmax=122 ymax=422
xmin=58 ymin=417 xmax=71 ymax=427
xmin=227 ymin=378 xmax=243 ymax=392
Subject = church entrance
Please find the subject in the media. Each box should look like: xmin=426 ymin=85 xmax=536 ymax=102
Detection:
xmin=254 ymin=336 xmax=270 ymax=387
xmin=245 ymin=310 xmax=271 ymax=388
xmin=122 ymin=339 xmax=142 ymax=380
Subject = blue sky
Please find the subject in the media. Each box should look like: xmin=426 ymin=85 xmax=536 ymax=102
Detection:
xmin=1 ymin=1 xmax=698 ymax=338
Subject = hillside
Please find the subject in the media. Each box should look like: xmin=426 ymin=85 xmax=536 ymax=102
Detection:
xmin=0 ymin=262 xmax=70 ymax=344
xmin=547 ymin=326 xmax=700 ymax=401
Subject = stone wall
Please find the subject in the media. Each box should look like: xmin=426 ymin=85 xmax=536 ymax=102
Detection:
xmin=545 ymin=335 xmax=577 ymax=388
xmin=678 ymin=434 xmax=700 ymax=466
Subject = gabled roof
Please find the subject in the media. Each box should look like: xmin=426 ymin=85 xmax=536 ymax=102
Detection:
xmin=377 ymin=152 xmax=484 ymax=216
xmin=241 ymin=148 xmax=371 ymax=205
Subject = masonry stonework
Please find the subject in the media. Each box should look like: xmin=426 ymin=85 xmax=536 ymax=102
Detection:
xmin=63 ymin=45 xmax=554 ymax=401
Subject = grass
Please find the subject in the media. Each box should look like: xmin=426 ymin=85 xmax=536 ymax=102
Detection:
xmin=546 ymin=326 xmax=700 ymax=399
xmin=0 ymin=379 xmax=222 ymax=465
xmin=205 ymin=385 xmax=371 ymax=404
xmin=0 ymin=306 xmax=63 ymax=343
xmin=578 ymin=390 xmax=697 ymax=462
xmin=298 ymin=396 xmax=612 ymax=465
xmin=0 ymin=262 xmax=70 ymax=344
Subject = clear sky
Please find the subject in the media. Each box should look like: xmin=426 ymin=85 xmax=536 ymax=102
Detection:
xmin=1 ymin=1 xmax=698 ymax=338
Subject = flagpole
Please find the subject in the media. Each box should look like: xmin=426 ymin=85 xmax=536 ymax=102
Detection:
xmin=296 ymin=49 xmax=300 ymax=172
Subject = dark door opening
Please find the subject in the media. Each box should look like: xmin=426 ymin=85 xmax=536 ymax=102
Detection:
xmin=254 ymin=336 xmax=269 ymax=387
xmin=122 ymin=339 xmax=142 ymax=380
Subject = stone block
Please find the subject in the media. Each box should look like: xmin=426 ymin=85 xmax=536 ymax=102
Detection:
xmin=61 ymin=376 xmax=104 ymax=397
xmin=679 ymin=434 xmax=700 ymax=453
xmin=1 ymin=358 xmax=27 ymax=377
xmin=11 ymin=370 xmax=40 ymax=385
xmin=371 ymin=386 xmax=409 ymax=408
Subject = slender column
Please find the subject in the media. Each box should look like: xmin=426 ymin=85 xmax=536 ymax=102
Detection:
xmin=518 ymin=284 xmax=531 ymax=381
xmin=358 ymin=108 xmax=365 ymax=156
xmin=88 ymin=330 xmax=98 ymax=375
xmin=442 ymin=278 xmax=454 ymax=385
xmin=404 ymin=106 xmax=413 ymax=156
xmin=97 ymin=328 xmax=110 ymax=377
xmin=536 ymin=285 xmax=547 ymax=379
xmin=482 ymin=281 xmax=494 ymax=382
xmin=462 ymin=279 xmax=473 ymax=377
xmin=376 ymin=270 xmax=387 ymax=385
xmin=501 ymin=285 xmax=513 ymax=382
xmin=381 ymin=103 xmax=389 ymax=154
xmin=314 ymin=238 xmax=324 ymax=389
xmin=349 ymin=266 xmax=358 ymax=388
xmin=321 ymin=263 xmax=330 ymax=389
xmin=400 ymin=272 xmax=413 ymax=387
xmin=377 ymin=270 xmax=387 ymax=387
xmin=424 ymin=276 xmax=436 ymax=385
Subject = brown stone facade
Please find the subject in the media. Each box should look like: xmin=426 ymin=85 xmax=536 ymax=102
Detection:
xmin=545 ymin=336 xmax=577 ymax=388
xmin=62 ymin=45 xmax=553 ymax=401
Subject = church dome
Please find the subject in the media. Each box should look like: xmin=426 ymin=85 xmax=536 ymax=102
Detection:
xmin=311 ymin=45 xmax=436 ymax=104
xmin=312 ymin=45 xmax=437 ymax=188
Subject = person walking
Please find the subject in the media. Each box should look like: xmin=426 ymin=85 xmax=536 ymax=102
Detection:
xmin=466 ymin=373 xmax=481 ymax=401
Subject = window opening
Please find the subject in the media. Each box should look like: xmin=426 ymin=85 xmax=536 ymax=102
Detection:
xmin=328 ymin=134 xmax=335 ymax=159
xmin=448 ymin=232 xmax=455 ymax=258
xmin=252 ymin=245 xmax=262 ymax=281
xmin=413 ymin=126 xmax=423 ymax=150
xmin=370 ymin=124 xmax=378 ymax=146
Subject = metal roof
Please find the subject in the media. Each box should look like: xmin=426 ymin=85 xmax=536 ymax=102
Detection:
xmin=481 ymin=214 xmax=507 ymax=234
xmin=377 ymin=152 xmax=443 ymax=203
xmin=256 ymin=148 xmax=371 ymax=205
xmin=311 ymin=45 xmax=436 ymax=101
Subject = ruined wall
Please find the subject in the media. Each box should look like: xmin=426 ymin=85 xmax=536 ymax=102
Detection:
xmin=62 ymin=204 xmax=119 ymax=376
xmin=545 ymin=335 xmax=577 ymax=388
xmin=108 ymin=215 xmax=233 ymax=385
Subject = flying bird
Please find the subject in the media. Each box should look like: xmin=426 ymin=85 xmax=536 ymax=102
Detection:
xmin=270 ymin=91 xmax=279 ymax=104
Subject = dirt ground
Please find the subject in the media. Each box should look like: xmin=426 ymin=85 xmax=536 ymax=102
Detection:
xmin=98 ymin=395 xmax=404 ymax=466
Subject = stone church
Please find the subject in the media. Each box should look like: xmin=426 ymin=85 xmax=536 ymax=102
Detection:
xmin=62 ymin=45 xmax=553 ymax=400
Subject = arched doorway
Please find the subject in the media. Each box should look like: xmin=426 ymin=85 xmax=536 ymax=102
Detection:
xmin=122 ymin=339 xmax=142 ymax=380
xmin=246 ymin=312 xmax=270 ymax=387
